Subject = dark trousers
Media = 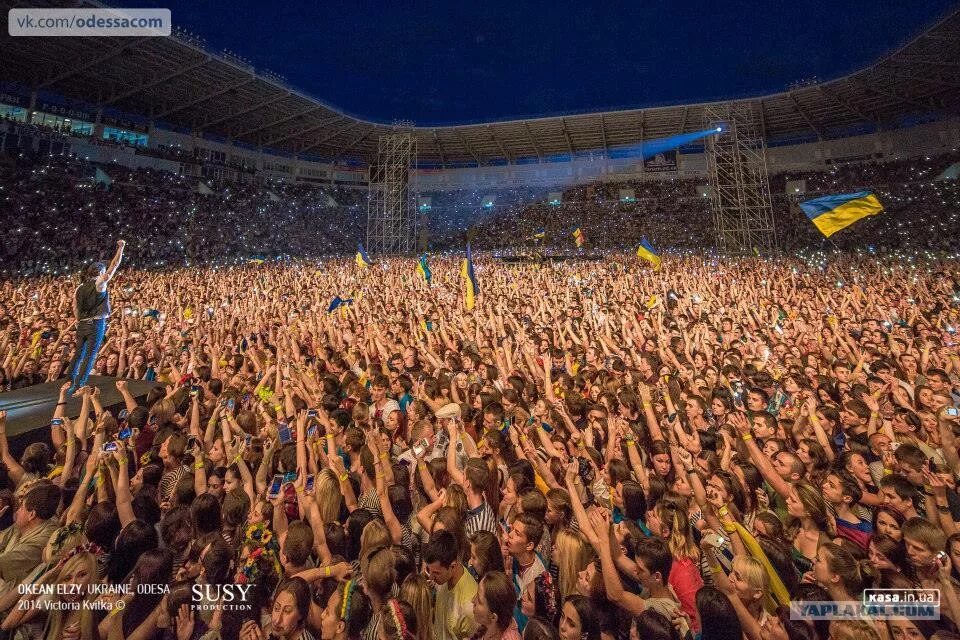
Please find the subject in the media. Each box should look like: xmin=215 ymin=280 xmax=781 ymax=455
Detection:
xmin=71 ymin=318 xmax=107 ymax=387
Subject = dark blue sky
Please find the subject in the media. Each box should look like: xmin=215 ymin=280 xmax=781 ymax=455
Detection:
xmin=129 ymin=0 xmax=957 ymax=126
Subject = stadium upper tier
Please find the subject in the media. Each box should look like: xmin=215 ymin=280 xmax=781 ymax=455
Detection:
xmin=2 ymin=1 xmax=959 ymax=167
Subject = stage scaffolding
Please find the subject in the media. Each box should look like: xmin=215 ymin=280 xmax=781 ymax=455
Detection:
xmin=703 ymin=102 xmax=777 ymax=254
xmin=366 ymin=132 xmax=418 ymax=255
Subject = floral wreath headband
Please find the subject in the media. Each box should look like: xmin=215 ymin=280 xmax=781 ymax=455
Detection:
xmin=237 ymin=522 xmax=282 ymax=585
xmin=387 ymin=599 xmax=414 ymax=640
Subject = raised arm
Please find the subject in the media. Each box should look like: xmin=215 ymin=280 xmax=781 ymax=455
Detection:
xmin=102 ymin=239 xmax=126 ymax=283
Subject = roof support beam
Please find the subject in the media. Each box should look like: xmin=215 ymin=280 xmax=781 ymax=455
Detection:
xmin=885 ymin=71 xmax=960 ymax=92
xmin=432 ymin=130 xmax=447 ymax=168
xmin=560 ymin=118 xmax=574 ymax=155
xmin=331 ymin=130 xmax=371 ymax=162
xmin=101 ymin=58 xmax=210 ymax=106
xmin=454 ymin=129 xmax=481 ymax=166
xmin=789 ymin=93 xmax=823 ymax=139
xmin=757 ymin=101 xmax=768 ymax=140
xmin=523 ymin=122 xmax=542 ymax=162
xmin=38 ymin=38 xmax=147 ymax=88
xmin=157 ymin=77 xmax=257 ymax=120
xmin=300 ymin=122 xmax=363 ymax=154
xmin=241 ymin=106 xmax=325 ymax=141
xmin=486 ymin=125 xmax=510 ymax=164
xmin=598 ymin=113 xmax=609 ymax=155
xmin=849 ymin=79 xmax=939 ymax=112
xmin=817 ymin=85 xmax=881 ymax=129
xmin=679 ymin=105 xmax=689 ymax=134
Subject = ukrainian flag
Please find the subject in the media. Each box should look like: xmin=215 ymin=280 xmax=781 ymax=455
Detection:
xmin=416 ymin=254 xmax=432 ymax=284
xmin=356 ymin=243 xmax=373 ymax=268
xmin=327 ymin=296 xmax=353 ymax=314
xmin=572 ymin=227 xmax=585 ymax=248
xmin=461 ymin=243 xmax=479 ymax=311
xmin=799 ymin=191 xmax=884 ymax=238
xmin=636 ymin=236 xmax=662 ymax=271
xmin=531 ymin=228 xmax=546 ymax=241
xmin=419 ymin=318 xmax=434 ymax=332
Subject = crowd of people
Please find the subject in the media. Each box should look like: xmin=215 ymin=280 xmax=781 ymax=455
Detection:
xmin=0 ymin=239 xmax=959 ymax=640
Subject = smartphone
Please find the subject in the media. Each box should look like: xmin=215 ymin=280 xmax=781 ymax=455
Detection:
xmin=283 ymin=471 xmax=297 ymax=484
xmin=307 ymin=424 xmax=318 ymax=439
xmin=226 ymin=398 xmax=235 ymax=412
xmin=703 ymin=532 xmax=728 ymax=548
xmin=278 ymin=423 xmax=292 ymax=445
xmin=412 ymin=437 xmax=431 ymax=458
xmin=118 ymin=426 xmax=132 ymax=440
xmin=307 ymin=409 xmax=317 ymax=419
xmin=187 ymin=435 xmax=199 ymax=450
xmin=267 ymin=474 xmax=283 ymax=499
xmin=190 ymin=385 xmax=200 ymax=397
xmin=304 ymin=474 xmax=316 ymax=494
xmin=947 ymin=407 xmax=960 ymax=418
xmin=118 ymin=409 xmax=128 ymax=421
xmin=102 ymin=441 xmax=118 ymax=453
xmin=244 ymin=434 xmax=252 ymax=447
xmin=51 ymin=417 xmax=64 ymax=427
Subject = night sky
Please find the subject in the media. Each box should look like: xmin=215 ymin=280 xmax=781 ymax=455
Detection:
xmin=125 ymin=0 xmax=957 ymax=126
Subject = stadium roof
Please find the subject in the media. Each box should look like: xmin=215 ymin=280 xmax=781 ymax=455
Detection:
xmin=2 ymin=1 xmax=959 ymax=167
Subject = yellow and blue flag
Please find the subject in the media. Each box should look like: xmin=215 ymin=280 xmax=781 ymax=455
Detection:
xmin=636 ymin=236 xmax=662 ymax=271
xmin=572 ymin=227 xmax=585 ymax=248
xmin=531 ymin=228 xmax=546 ymax=241
xmin=419 ymin=318 xmax=434 ymax=332
xmin=416 ymin=254 xmax=432 ymax=284
xmin=461 ymin=243 xmax=479 ymax=310
xmin=327 ymin=296 xmax=354 ymax=314
xmin=356 ymin=243 xmax=373 ymax=268
xmin=799 ymin=191 xmax=884 ymax=238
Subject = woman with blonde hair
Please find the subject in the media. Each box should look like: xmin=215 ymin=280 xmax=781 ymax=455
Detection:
xmin=551 ymin=528 xmax=594 ymax=600
xmin=398 ymin=574 xmax=433 ymax=640
xmin=2 ymin=547 xmax=99 ymax=639
xmin=314 ymin=468 xmax=344 ymax=523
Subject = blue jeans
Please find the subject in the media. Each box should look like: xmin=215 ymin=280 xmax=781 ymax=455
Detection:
xmin=71 ymin=318 xmax=107 ymax=387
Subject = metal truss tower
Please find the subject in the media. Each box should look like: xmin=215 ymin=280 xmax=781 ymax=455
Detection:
xmin=367 ymin=132 xmax=418 ymax=255
xmin=703 ymin=102 xmax=776 ymax=254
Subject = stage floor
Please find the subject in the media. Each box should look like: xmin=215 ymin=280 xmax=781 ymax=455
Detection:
xmin=0 ymin=376 xmax=158 ymax=446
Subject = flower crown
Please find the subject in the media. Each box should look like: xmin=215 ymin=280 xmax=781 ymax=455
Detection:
xmin=50 ymin=522 xmax=84 ymax=554
xmin=387 ymin=599 xmax=413 ymax=640
xmin=237 ymin=523 xmax=282 ymax=585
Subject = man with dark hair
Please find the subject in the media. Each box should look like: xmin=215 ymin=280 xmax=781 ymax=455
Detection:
xmin=280 ymin=521 xmax=315 ymax=576
xmin=507 ymin=512 xmax=553 ymax=633
xmin=368 ymin=375 xmax=399 ymax=424
xmin=879 ymin=474 xmax=921 ymax=519
xmin=424 ymin=530 xmax=477 ymax=640
xmin=69 ymin=239 xmax=124 ymax=394
xmin=0 ymin=480 xmax=61 ymax=583
xmin=822 ymin=470 xmax=872 ymax=549
xmin=463 ymin=458 xmax=497 ymax=536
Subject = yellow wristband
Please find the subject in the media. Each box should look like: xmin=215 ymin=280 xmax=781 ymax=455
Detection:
xmin=717 ymin=506 xmax=729 ymax=517
xmin=194 ymin=461 xmax=204 ymax=470
xmin=642 ymin=402 xmax=652 ymax=408
xmin=625 ymin=440 xmax=636 ymax=447
xmin=741 ymin=434 xmax=753 ymax=442
xmin=325 ymin=566 xmax=331 ymax=577
xmin=338 ymin=473 xmax=348 ymax=483
xmin=379 ymin=453 xmax=387 ymax=460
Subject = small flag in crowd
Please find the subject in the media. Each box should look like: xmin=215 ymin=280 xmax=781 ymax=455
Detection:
xmin=416 ymin=254 xmax=432 ymax=284
xmin=531 ymin=228 xmax=546 ymax=241
xmin=420 ymin=318 xmax=434 ymax=332
xmin=461 ymin=243 xmax=479 ymax=311
xmin=94 ymin=168 xmax=112 ymax=187
xmin=799 ymin=191 xmax=884 ymax=238
xmin=248 ymin=256 xmax=265 ymax=264
xmin=143 ymin=309 xmax=160 ymax=319
xmin=327 ymin=296 xmax=354 ymax=314
xmin=356 ymin=243 xmax=373 ymax=269
xmin=572 ymin=227 xmax=585 ymax=248
xmin=636 ymin=236 xmax=662 ymax=271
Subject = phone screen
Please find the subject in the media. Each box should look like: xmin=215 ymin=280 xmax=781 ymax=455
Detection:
xmin=51 ymin=418 xmax=64 ymax=427
xmin=118 ymin=426 xmax=132 ymax=440
xmin=278 ymin=423 xmax=292 ymax=445
xmin=412 ymin=438 xmax=430 ymax=458
xmin=307 ymin=424 xmax=318 ymax=439
xmin=304 ymin=474 xmax=316 ymax=494
xmin=268 ymin=474 xmax=283 ymax=498
xmin=226 ymin=398 xmax=235 ymax=412
xmin=102 ymin=441 xmax=118 ymax=453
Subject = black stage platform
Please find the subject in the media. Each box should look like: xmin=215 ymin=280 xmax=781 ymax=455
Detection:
xmin=0 ymin=376 xmax=158 ymax=453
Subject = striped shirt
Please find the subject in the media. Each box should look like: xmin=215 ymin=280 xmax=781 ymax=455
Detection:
xmin=464 ymin=501 xmax=497 ymax=537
